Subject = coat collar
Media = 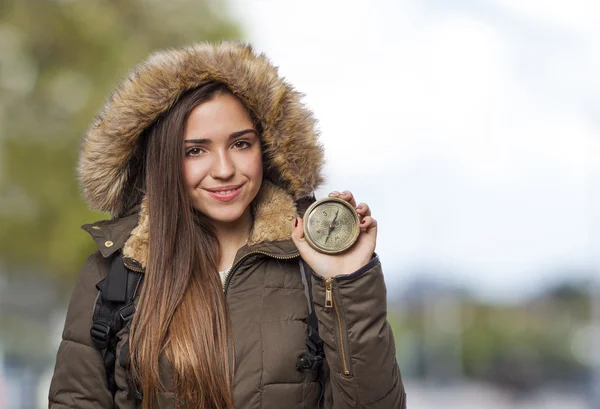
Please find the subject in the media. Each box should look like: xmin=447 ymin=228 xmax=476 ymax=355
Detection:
xmin=81 ymin=213 xmax=139 ymax=259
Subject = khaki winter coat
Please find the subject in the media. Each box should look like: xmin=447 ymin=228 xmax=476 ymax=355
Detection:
xmin=48 ymin=42 xmax=406 ymax=409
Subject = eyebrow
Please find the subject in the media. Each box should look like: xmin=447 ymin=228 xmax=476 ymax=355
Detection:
xmin=184 ymin=128 xmax=257 ymax=144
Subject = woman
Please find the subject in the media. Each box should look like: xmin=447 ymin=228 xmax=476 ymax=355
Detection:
xmin=49 ymin=42 xmax=406 ymax=409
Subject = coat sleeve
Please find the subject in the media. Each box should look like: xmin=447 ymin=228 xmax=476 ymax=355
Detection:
xmin=311 ymin=256 xmax=407 ymax=408
xmin=48 ymin=251 xmax=113 ymax=409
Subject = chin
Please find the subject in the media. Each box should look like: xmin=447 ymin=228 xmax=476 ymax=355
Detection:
xmin=211 ymin=213 xmax=245 ymax=224
xmin=201 ymin=207 xmax=247 ymax=225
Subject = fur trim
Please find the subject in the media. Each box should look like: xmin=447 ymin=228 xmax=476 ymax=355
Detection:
xmin=122 ymin=197 xmax=150 ymax=267
xmin=122 ymin=181 xmax=296 ymax=267
xmin=247 ymin=181 xmax=296 ymax=246
xmin=79 ymin=42 xmax=324 ymax=217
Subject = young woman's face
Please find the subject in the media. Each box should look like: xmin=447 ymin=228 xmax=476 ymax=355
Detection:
xmin=182 ymin=92 xmax=263 ymax=225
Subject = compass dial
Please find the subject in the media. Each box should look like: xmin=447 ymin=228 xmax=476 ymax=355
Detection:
xmin=303 ymin=197 xmax=360 ymax=254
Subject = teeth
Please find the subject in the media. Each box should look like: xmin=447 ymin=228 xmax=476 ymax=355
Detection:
xmin=214 ymin=188 xmax=237 ymax=194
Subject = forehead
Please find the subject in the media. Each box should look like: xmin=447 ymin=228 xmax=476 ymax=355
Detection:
xmin=184 ymin=93 xmax=254 ymax=140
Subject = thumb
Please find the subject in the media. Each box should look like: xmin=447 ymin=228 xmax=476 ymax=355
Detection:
xmin=291 ymin=217 xmax=311 ymax=253
xmin=291 ymin=217 xmax=304 ymax=242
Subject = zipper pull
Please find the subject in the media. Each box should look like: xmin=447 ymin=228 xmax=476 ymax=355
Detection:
xmin=325 ymin=278 xmax=333 ymax=309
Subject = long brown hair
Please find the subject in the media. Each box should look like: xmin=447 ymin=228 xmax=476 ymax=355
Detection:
xmin=130 ymin=83 xmax=240 ymax=409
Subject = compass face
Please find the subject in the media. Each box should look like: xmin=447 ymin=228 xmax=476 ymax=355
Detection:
xmin=304 ymin=198 xmax=360 ymax=254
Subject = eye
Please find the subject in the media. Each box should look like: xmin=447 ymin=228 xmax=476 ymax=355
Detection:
xmin=232 ymin=140 xmax=251 ymax=150
xmin=185 ymin=147 xmax=204 ymax=157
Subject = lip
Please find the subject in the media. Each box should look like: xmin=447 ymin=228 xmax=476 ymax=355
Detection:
xmin=205 ymin=184 xmax=243 ymax=202
xmin=205 ymin=184 xmax=243 ymax=192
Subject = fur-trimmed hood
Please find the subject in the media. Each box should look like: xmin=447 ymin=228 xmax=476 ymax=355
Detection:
xmin=78 ymin=42 xmax=325 ymax=265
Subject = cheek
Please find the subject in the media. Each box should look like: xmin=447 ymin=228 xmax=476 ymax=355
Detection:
xmin=246 ymin=153 xmax=263 ymax=180
xmin=182 ymin=160 xmax=208 ymax=188
xmin=244 ymin=157 xmax=263 ymax=184
xmin=254 ymin=154 xmax=263 ymax=176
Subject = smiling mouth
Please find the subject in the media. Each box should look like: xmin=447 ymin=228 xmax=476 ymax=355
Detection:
xmin=206 ymin=184 xmax=243 ymax=193
xmin=205 ymin=184 xmax=243 ymax=201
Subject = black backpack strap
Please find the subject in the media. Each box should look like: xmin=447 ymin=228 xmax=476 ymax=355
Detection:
xmin=91 ymin=251 xmax=143 ymax=398
xmin=119 ymin=338 xmax=143 ymax=402
xmin=296 ymin=259 xmax=325 ymax=405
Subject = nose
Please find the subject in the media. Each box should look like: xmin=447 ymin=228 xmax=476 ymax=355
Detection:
xmin=210 ymin=150 xmax=235 ymax=180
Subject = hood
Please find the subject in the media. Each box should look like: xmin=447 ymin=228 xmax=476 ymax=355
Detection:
xmin=78 ymin=42 xmax=325 ymax=266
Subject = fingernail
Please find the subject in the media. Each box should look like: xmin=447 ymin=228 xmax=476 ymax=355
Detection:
xmin=329 ymin=191 xmax=340 ymax=196
xmin=342 ymin=190 xmax=350 ymax=195
xmin=360 ymin=220 xmax=365 ymax=224
xmin=356 ymin=205 xmax=363 ymax=210
xmin=295 ymin=218 xmax=298 ymax=227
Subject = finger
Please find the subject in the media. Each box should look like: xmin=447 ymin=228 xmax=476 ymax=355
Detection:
xmin=359 ymin=216 xmax=378 ymax=235
xmin=355 ymin=202 xmax=371 ymax=218
xmin=329 ymin=190 xmax=357 ymax=208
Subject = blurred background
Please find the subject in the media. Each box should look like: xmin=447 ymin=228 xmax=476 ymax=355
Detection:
xmin=0 ymin=0 xmax=598 ymax=408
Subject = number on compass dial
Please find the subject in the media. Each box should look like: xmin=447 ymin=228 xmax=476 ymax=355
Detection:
xmin=306 ymin=202 xmax=355 ymax=252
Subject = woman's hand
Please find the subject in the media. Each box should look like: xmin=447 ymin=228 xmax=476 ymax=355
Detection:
xmin=291 ymin=190 xmax=377 ymax=279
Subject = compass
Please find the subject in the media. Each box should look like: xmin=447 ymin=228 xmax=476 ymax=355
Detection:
xmin=303 ymin=197 xmax=361 ymax=254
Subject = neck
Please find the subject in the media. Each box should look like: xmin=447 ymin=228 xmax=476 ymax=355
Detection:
xmin=213 ymin=209 xmax=253 ymax=271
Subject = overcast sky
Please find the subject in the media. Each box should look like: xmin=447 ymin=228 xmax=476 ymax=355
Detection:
xmin=229 ymin=0 xmax=600 ymax=301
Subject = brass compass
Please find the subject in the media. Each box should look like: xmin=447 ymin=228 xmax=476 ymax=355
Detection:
xmin=303 ymin=197 xmax=361 ymax=254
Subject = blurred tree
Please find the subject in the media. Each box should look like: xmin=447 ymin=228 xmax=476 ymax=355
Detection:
xmin=388 ymin=278 xmax=590 ymax=388
xmin=0 ymin=0 xmax=242 ymax=285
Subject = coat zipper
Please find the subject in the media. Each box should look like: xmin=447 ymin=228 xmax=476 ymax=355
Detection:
xmin=325 ymin=277 xmax=352 ymax=376
xmin=223 ymin=250 xmax=300 ymax=295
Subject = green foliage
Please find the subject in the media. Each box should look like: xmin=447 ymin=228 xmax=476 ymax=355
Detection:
xmin=0 ymin=0 xmax=242 ymax=281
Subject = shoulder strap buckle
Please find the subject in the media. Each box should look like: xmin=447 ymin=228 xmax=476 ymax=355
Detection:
xmin=90 ymin=321 xmax=111 ymax=349
xmin=119 ymin=303 xmax=137 ymax=322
